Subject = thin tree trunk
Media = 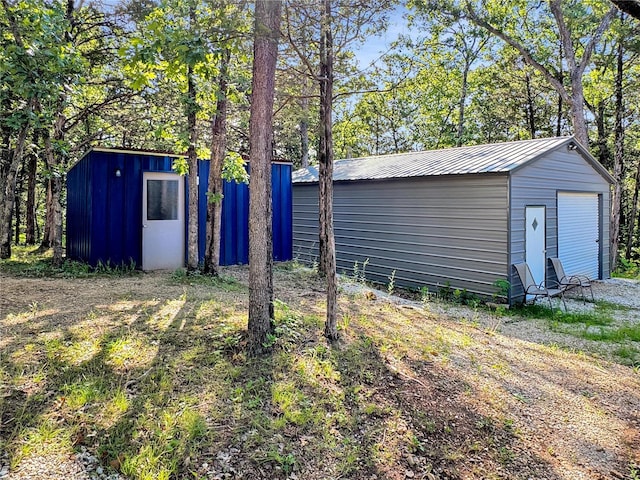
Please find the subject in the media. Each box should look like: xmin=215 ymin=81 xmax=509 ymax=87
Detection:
xmin=42 ymin=112 xmax=65 ymax=267
xmin=25 ymin=134 xmax=38 ymax=244
xmin=555 ymin=43 xmax=563 ymax=137
xmin=595 ymin=102 xmax=611 ymax=169
xmin=625 ymin=160 xmax=640 ymax=260
xmin=39 ymin=180 xmax=54 ymax=251
xmin=456 ymin=58 xmax=470 ymax=147
xmin=319 ymin=0 xmax=338 ymax=341
xmin=204 ymin=50 xmax=230 ymax=276
xmin=300 ymin=77 xmax=310 ymax=169
xmin=186 ymin=62 xmax=199 ymax=271
xmin=247 ymin=0 xmax=280 ymax=353
xmin=525 ymin=70 xmax=536 ymax=138
xmin=14 ymin=170 xmax=21 ymax=245
xmin=185 ymin=4 xmax=199 ymax=271
xmin=611 ymin=16 xmax=625 ymax=271
xmin=556 ymin=95 xmax=563 ymax=137
xmin=300 ymin=118 xmax=309 ymax=168
xmin=0 ymin=122 xmax=29 ymax=259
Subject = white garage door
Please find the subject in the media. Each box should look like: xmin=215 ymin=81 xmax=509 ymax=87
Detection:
xmin=557 ymin=192 xmax=599 ymax=279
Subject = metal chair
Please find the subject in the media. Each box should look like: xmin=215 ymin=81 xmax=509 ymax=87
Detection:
xmin=513 ymin=262 xmax=567 ymax=311
xmin=548 ymin=257 xmax=594 ymax=304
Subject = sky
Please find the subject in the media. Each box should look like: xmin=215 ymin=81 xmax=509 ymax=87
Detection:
xmin=352 ymin=5 xmax=409 ymax=70
xmin=97 ymin=0 xmax=409 ymax=71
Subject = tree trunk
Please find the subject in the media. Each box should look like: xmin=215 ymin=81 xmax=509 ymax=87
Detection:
xmin=25 ymin=135 xmax=38 ymax=244
xmin=595 ymin=102 xmax=611 ymax=169
xmin=247 ymin=0 xmax=280 ymax=353
xmin=556 ymin=44 xmax=563 ymax=137
xmin=204 ymin=50 xmax=230 ymax=276
xmin=300 ymin=116 xmax=310 ymax=168
xmin=556 ymin=95 xmax=563 ymax=137
xmin=39 ymin=180 xmax=54 ymax=251
xmin=42 ymin=114 xmax=65 ymax=267
xmin=319 ymin=0 xmax=338 ymax=341
xmin=611 ymin=16 xmax=625 ymax=271
xmin=186 ymin=62 xmax=199 ymax=271
xmin=456 ymin=57 xmax=470 ymax=147
xmin=14 ymin=170 xmax=21 ymax=245
xmin=525 ymin=70 xmax=536 ymax=138
xmin=300 ymin=77 xmax=310 ymax=169
xmin=625 ymin=160 xmax=640 ymax=260
xmin=0 ymin=123 xmax=29 ymax=259
xmin=567 ymin=71 xmax=589 ymax=147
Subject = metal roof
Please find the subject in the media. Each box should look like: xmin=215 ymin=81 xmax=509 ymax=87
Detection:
xmin=293 ymin=136 xmax=613 ymax=184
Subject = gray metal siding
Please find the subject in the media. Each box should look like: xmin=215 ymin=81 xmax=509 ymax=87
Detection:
xmin=510 ymin=149 xmax=611 ymax=301
xmin=293 ymin=175 xmax=510 ymax=297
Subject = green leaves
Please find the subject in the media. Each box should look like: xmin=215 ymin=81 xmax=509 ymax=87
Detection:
xmin=222 ymin=151 xmax=249 ymax=184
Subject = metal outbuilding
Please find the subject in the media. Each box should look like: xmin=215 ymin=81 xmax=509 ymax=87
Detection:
xmin=66 ymin=147 xmax=293 ymax=270
xmin=292 ymin=137 xmax=614 ymax=304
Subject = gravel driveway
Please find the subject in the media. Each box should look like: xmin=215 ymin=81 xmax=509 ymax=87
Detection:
xmin=588 ymin=277 xmax=640 ymax=309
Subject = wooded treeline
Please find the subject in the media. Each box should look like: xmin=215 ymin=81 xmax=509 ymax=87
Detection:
xmin=2 ymin=0 xmax=640 ymax=271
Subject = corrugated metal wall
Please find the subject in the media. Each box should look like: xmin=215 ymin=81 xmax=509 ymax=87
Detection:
xmin=67 ymin=150 xmax=174 ymax=267
xmin=66 ymin=154 xmax=93 ymax=263
xmin=293 ymin=175 xmax=510 ymax=297
xmin=67 ymin=150 xmax=293 ymax=269
xmin=196 ymin=161 xmax=293 ymax=265
xmin=509 ymin=149 xmax=611 ymax=302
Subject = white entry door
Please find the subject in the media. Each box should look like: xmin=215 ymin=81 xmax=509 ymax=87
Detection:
xmin=558 ymin=192 xmax=599 ymax=279
xmin=142 ymin=172 xmax=185 ymax=270
xmin=525 ymin=206 xmax=546 ymax=286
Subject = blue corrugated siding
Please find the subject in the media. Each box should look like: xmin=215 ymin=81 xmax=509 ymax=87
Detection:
xmin=197 ymin=160 xmax=210 ymax=264
xmin=273 ymin=163 xmax=293 ymax=261
xmin=221 ymin=174 xmax=250 ymax=265
xmin=67 ymin=150 xmax=175 ymax=268
xmin=197 ymin=161 xmax=292 ymax=266
xmin=67 ymin=150 xmax=292 ymax=269
xmin=66 ymin=154 xmax=92 ymax=262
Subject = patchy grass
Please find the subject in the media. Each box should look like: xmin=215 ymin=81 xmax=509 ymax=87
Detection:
xmin=506 ymin=300 xmax=640 ymax=366
xmin=509 ymin=303 xmax=613 ymax=326
xmin=1 ymin=245 xmax=138 ymax=278
xmin=1 ymin=262 xmax=639 ymax=479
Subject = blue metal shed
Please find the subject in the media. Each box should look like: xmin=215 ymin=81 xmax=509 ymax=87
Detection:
xmin=66 ymin=147 xmax=293 ymax=269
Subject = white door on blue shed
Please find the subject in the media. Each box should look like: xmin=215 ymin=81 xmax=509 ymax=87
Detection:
xmin=558 ymin=192 xmax=599 ymax=279
xmin=142 ymin=172 xmax=185 ymax=270
xmin=525 ymin=206 xmax=546 ymax=287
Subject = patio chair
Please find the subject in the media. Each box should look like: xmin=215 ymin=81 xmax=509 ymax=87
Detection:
xmin=513 ymin=262 xmax=567 ymax=311
xmin=548 ymin=257 xmax=594 ymax=304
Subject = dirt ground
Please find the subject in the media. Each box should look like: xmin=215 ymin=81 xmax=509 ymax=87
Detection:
xmin=1 ymin=268 xmax=639 ymax=480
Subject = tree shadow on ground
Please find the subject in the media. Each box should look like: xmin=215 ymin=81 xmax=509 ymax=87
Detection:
xmin=1 ymin=271 xmax=639 ymax=480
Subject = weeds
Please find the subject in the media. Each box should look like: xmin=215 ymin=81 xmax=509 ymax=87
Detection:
xmin=352 ymin=258 xmax=370 ymax=284
xmin=0 ymin=246 xmax=139 ymax=278
xmin=614 ymin=252 xmax=640 ymax=280
xmin=387 ymin=270 xmax=396 ymax=295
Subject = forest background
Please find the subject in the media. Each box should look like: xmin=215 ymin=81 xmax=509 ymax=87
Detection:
xmin=2 ymin=0 xmax=640 ymax=276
